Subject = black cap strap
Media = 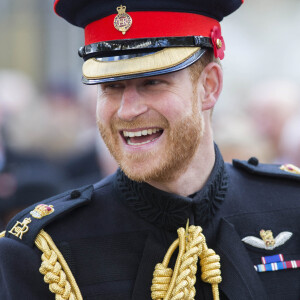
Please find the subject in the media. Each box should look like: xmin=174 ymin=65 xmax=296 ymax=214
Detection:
xmin=78 ymin=36 xmax=212 ymax=59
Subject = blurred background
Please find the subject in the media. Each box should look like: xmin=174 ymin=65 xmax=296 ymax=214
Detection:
xmin=0 ymin=0 xmax=300 ymax=228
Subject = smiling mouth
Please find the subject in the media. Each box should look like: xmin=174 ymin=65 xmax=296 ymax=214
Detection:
xmin=121 ymin=128 xmax=163 ymax=146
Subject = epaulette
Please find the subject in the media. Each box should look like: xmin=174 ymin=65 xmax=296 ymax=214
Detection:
xmin=233 ymin=157 xmax=300 ymax=182
xmin=4 ymin=184 xmax=94 ymax=247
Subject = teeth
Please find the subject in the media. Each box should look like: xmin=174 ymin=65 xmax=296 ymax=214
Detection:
xmin=123 ymin=128 xmax=161 ymax=137
xmin=127 ymin=137 xmax=159 ymax=146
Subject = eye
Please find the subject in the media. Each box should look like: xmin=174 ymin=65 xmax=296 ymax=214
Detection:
xmin=144 ymin=79 xmax=162 ymax=86
xmin=107 ymin=83 xmax=122 ymax=89
xmin=101 ymin=82 xmax=124 ymax=93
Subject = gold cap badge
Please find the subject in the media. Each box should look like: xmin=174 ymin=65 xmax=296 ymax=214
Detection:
xmin=114 ymin=5 xmax=132 ymax=35
xmin=30 ymin=204 xmax=54 ymax=219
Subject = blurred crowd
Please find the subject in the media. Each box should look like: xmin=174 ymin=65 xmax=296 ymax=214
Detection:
xmin=214 ymin=79 xmax=300 ymax=165
xmin=0 ymin=68 xmax=300 ymax=230
xmin=0 ymin=69 xmax=117 ymax=230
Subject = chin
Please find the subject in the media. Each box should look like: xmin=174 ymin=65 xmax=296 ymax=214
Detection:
xmin=120 ymin=158 xmax=184 ymax=183
xmin=120 ymin=161 xmax=159 ymax=182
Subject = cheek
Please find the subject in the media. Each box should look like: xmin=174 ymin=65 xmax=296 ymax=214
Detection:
xmin=156 ymin=95 xmax=194 ymax=120
xmin=96 ymin=98 xmax=115 ymax=125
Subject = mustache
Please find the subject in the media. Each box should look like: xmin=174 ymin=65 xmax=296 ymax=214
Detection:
xmin=101 ymin=115 xmax=169 ymax=132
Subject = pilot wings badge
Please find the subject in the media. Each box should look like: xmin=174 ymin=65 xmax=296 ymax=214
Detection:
xmin=242 ymin=230 xmax=293 ymax=250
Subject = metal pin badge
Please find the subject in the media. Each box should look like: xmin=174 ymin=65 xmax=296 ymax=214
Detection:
xmin=114 ymin=5 xmax=132 ymax=35
xmin=30 ymin=204 xmax=54 ymax=219
xmin=242 ymin=230 xmax=293 ymax=250
xmin=9 ymin=218 xmax=32 ymax=240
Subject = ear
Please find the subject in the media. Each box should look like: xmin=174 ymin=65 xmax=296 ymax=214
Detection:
xmin=198 ymin=62 xmax=223 ymax=111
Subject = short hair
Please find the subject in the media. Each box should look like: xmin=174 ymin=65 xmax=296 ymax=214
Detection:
xmin=188 ymin=49 xmax=221 ymax=117
xmin=188 ymin=49 xmax=221 ymax=84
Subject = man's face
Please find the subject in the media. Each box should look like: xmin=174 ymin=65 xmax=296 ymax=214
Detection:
xmin=97 ymin=68 xmax=204 ymax=182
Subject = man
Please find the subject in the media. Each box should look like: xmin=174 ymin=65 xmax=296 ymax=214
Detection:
xmin=0 ymin=1 xmax=299 ymax=299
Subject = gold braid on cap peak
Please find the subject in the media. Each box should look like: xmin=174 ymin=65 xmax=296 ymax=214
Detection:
xmin=0 ymin=231 xmax=5 ymax=238
xmin=151 ymin=224 xmax=222 ymax=300
xmin=35 ymin=230 xmax=82 ymax=300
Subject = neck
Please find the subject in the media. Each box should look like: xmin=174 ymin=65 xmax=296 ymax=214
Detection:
xmin=147 ymin=127 xmax=215 ymax=197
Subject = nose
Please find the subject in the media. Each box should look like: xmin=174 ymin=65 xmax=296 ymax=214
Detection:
xmin=117 ymin=85 xmax=148 ymax=121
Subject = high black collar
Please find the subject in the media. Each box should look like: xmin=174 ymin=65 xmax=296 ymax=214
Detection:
xmin=114 ymin=144 xmax=228 ymax=231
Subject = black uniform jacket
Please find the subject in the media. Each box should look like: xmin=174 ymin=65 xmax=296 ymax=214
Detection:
xmin=0 ymin=146 xmax=299 ymax=299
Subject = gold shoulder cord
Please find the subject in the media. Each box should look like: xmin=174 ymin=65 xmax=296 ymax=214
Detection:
xmin=1 ymin=229 xmax=81 ymax=299
xmin=151 ymin=224 xmax=222 ymax=300
xmin=2 ymin=225 xmax=221 ymax=299
xmin=35 ymin=230 xmax=83 ymax=300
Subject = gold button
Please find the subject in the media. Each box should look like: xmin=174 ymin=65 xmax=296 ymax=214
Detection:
xmin=216 ymin=39 xmax=222 ymax=49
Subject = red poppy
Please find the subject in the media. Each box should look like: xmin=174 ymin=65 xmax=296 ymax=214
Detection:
xmin=211 ymin=26 xmax=225 ymax=60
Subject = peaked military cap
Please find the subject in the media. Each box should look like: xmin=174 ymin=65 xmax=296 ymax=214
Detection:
xmin=54 ymin=0 xmax=244 ymax=84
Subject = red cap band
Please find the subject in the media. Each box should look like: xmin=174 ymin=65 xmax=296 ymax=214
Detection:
xmin=85 ymin=11 xmax=220 ymax=45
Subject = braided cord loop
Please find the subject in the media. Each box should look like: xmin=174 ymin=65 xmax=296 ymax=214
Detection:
xmin=151 ymin=225 xmax=222 ymax=300
xmin=151 ymin=263 xmax=174 ymax=299
xmin=200 ymin=245 xmax=222 ymax=300
xmin=35 ymin=230 xmax=82 ymax=300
